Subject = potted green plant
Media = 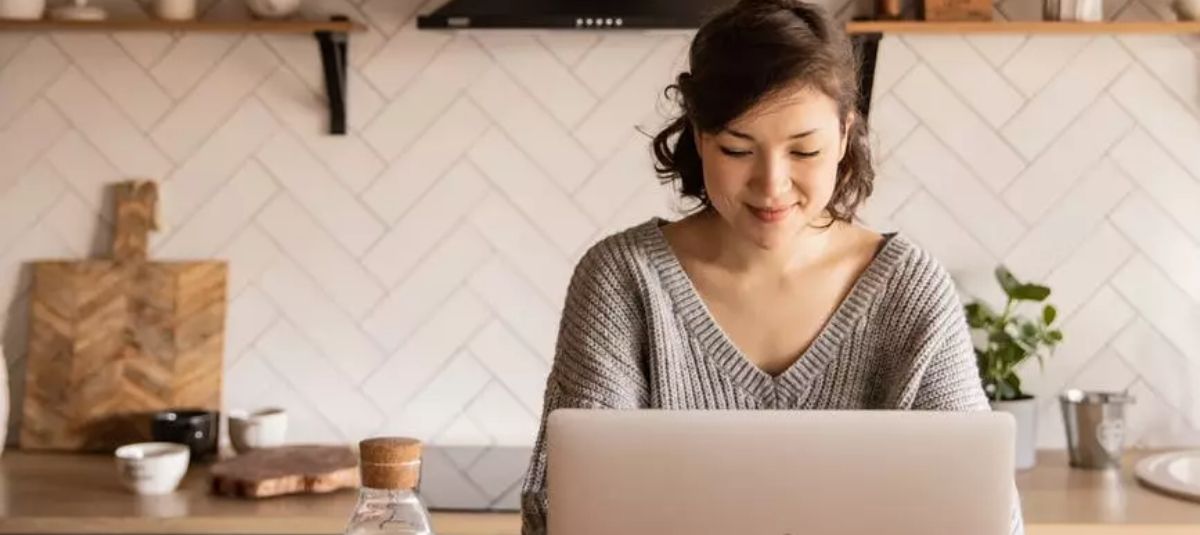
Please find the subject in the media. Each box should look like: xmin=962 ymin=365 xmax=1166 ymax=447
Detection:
xmin=964 ymin=266 xmax=1064 ymax=470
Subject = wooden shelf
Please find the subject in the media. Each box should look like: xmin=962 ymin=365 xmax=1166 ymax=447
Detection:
xmin=846 ymin=20 xmax=1200 ymax=34
xmin=0 ymin=18 xmax=365 ymax=33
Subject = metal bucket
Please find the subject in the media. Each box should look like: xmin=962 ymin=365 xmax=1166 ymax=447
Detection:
xmin=1060 ymin=389 xmax=1135 ymax=470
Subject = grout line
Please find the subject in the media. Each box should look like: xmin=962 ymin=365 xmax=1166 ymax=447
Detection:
xmin=153 ymin=94 xmax=283 ymax=254
xmin=1110 ymin=345 xmax=1193 ymax=423
xmin=890 ymin=122 xmax=1026 ymax=258
xmin=247 ymin=212 xmax=391 ymax=384
xmin=355 ymin=240 xmax=497 ymax=385
xmin=252 ymin=318 xmax=361 ymax=444
xmin=206 ymin=166 xmax=283 ymax=259
xmin=465 ymin=133 xmax=598 ymax=261
xmin=0 ymin=33 xmax=36 ymax=73
xmin=35 ymin=60 xmax=172 ymax=176
xmin=1109 ymin=216 xmax=1200 ymax=306
xmin=569 ymin=34 xmax=683 ymax=143
xmin=358 ymin=107 xmax=493 ymax=224
xmin=390 ymin=318 xmax=497 ymax=424
xmin=143 ymin=33 xmax=249 ymax=138
xmin=249 ymin=84 xmax=393 ymax=255
xmin=963 ymin=32 xmax=1027 ymax=70
xmin=996 ymin=65 xmax=1138 ymax=213
xmin=462 ymin=89 xmax=597 ymax=203
xmin=994 ymin=34 xmax=1099 ymax=137
xmin=905 ymin=47 xmax=1029 ymax=185
xmin=468 ymin=32 xmax=601 ymax=152
xmin=357 ymin=188 xmax=493 ymax=319
xmin=995 ymin=155 xmax=1133 ymax=264
xmin=872 ymin=92 xmax=921 ymax=162
xmin=46 ymin=32 xmax=174 ymax=133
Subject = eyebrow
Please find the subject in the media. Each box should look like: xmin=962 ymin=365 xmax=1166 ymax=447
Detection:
xmin=722 ymin=127 xmax=817 ymax=141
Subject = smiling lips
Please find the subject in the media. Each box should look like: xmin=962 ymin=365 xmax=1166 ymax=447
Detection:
xmin=748 ymin=203 xmax=795 ymax=223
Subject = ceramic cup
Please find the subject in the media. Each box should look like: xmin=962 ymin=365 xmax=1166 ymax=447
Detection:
xmin=114 ymin=442 xmax=190 ymax=495
xmin=245 ymin=0 xmax=299 ymax=19
xmin=154 ymin=0 xmax=195 ymax=20
xmin=1175 ymin=0 xmax=1200 ymax=20
xmin=151 ymin=409 xmax=219 ymax=462
xmin=0 ymin=0 xmax=46 ymax=20
xmin=228 ymin=407 xmax=287 ymax=454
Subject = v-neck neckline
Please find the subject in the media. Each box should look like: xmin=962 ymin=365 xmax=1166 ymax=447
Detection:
xmin=639 ymin=217 xmax=913 ymax=399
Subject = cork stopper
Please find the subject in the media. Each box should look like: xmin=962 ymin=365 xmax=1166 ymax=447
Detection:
xmin=358 ymin=437 xmax=423 ymax=490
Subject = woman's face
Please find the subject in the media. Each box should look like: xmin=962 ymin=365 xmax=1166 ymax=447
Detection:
xmin=693 ymin=85 xmax=851 ymax=250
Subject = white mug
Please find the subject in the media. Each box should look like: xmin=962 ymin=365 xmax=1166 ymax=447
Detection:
xmin=245 ymin=0 xmax=299 ymax=19
xmin=1175 ymin=0 xmax=1200 ymax=20
xmin=228 ymin=407 xmax=287 ymax=454
xmin=0 ymin=0 xmax=45 ymax=20
xmin=154 ymin=0 xmax=195 ymax=20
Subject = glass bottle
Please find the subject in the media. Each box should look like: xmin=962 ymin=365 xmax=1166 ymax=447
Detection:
xmin=344 ymin=437 xmax=434 ymax=535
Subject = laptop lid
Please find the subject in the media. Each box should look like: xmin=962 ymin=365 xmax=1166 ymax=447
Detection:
xmin=547 ymin=409 xmax=1015 ymax=535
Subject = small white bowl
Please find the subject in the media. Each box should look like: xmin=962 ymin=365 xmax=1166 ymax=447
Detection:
xmin=228 ymin=407 xmax=288 ymax=454
xmin=114 ymin=442 xmax=190 ymax=495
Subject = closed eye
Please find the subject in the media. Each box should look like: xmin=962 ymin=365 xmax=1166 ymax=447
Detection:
xmin=718 ymin=147 xmax=819 ymax=158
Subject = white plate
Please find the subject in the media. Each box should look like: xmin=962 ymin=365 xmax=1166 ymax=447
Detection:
xmin=1135 ymin=450 xmax=1200 ymax=503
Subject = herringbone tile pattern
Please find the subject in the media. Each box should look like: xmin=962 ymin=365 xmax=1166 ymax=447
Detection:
xmin=1 ymin=0 xmax=1198 ymax=509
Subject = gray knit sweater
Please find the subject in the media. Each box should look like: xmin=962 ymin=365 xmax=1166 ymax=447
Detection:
xmin=520 ymin=218 xmax=1024 ymax=535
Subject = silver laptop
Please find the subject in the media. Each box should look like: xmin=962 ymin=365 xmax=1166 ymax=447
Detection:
xmin=546 ymin=409 xmax=1015 ymax=535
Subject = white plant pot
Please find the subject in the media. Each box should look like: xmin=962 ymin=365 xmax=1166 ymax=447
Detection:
xmin=0 ymin=0 xmax=46 ymax=20
xmin=991 ymin=397 xmax=1037 ymax=470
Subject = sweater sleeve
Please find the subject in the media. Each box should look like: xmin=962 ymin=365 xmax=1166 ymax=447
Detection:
xmin=908 ymin=257 xmax=1026 ymax=535
xmin=520 ymin=237 xmax=649 ymax=535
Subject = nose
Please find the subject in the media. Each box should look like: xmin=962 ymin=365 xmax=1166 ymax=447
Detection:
xmin=749 ymin=151 xmax=793 ymax=198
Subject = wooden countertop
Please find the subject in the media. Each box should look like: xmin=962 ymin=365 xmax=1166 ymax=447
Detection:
xmin=1 ymin=449 xmax=1197 ymax=534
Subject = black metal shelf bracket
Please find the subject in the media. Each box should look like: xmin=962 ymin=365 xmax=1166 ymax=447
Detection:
xmin=851 ymin=31 xmax=883 ymax=121
xmin=314 ymin=15 xmax=349 ymax=135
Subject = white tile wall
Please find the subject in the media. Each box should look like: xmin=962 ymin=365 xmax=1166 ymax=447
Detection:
xmin=0 ymin=37 xmax=68 ymax=128
xmin=873 ymin=26 xmax=1200 ymax=450
xmin=2 ymin=0 xmax=1200 ymax=511
xmin=51 ymin=34 xmax=171 ymax=131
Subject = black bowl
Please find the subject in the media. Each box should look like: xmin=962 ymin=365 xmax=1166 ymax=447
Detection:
xmin=151 ymin=409 xmax=219 ymax=462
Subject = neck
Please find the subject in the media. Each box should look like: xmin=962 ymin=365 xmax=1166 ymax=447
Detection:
xmin=698 ymin=208 xmax=840 ymax=277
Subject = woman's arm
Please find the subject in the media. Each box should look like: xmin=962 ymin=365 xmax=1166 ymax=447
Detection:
xmin=520 ymin=238 xmax=649 ymax=535
xmin=908 ymin=261 xmax=1026 ymax=535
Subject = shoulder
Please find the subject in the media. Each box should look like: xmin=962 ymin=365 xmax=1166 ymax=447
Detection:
xmin=575 ymin=219 xmax=656 ymax=271
xmin=875 ymin=232 xmax=962 ymax=317
xmin=566 ymin=218 xmax=661 ymax=301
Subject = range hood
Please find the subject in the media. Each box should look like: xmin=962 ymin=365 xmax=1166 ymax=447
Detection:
xmin=416 ymin=0 xmax=737 ymax=29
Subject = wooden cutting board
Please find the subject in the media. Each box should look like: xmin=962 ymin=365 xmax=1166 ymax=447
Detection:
xmin=210 ymin=445 xmax=360 ymax=498
xmin=20 ymin=181 xmax=227 ymax=452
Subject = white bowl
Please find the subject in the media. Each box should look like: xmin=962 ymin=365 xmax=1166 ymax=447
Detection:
xmin=114 ymin=442 xmax=190 ymax=495
xmin=228 ymin=407 xmax=288 ymax=454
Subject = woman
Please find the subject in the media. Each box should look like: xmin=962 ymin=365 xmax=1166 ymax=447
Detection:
xmin=520 ymin=1 xmax=1024 ymax=533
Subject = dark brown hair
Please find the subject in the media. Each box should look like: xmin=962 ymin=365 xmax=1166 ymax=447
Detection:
xmin=651 ymin=0 xmax=874 ymax=224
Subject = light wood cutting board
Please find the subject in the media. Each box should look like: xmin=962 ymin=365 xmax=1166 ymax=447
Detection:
xmin=20 ymin=181 xmax=227 ymax=452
